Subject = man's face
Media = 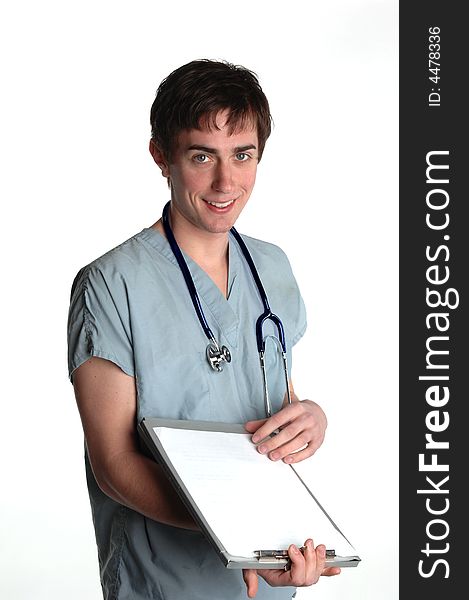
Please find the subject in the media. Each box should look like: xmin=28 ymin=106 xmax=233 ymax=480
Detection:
xmin=164 ymin=110 xmax=259 ymax=238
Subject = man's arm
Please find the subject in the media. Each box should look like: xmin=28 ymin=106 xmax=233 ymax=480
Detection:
xmin=73 ymin=356 xmax=196 ymax=530
xmin=244 ymin=380 xmax=327 ymax=464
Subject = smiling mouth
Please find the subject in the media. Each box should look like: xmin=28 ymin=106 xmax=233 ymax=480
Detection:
xmin=204 ymin=199 xmax=236 ymax=209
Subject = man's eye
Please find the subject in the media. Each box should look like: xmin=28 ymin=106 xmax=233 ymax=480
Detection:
xmin=194 ymin=154 xmax=209 ymax=163
xmin=235 ymin=153 xmax=249 ymax=161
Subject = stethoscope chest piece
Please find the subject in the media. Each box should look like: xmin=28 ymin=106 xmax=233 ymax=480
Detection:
xmin=206 ymin=342 xmax=231 ymax=372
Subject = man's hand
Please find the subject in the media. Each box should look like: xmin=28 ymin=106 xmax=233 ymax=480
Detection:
xmin=242 ymin=539 xmax=341 ymax=598
xmin=245 ymin=399 xmax=327 ymax=464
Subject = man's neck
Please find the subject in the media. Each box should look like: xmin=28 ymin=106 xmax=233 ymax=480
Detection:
xmin=152 ymin=218 xmax=230 ymax=297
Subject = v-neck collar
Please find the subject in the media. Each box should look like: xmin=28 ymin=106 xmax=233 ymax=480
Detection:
xmin=139 ymin=227 xmax=241 ymax=348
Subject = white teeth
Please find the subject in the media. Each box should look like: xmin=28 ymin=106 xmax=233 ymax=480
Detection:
xmin=206 ymin=200 xmax=234 ymax=208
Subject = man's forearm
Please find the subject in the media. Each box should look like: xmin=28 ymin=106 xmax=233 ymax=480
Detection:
xmin=91 ymin=446 xmax=197 ymax=530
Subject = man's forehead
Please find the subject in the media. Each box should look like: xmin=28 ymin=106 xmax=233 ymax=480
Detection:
xmin=174 ymin=114 xmax=258 ymax=151
xmin=198 ymin=108 xmax=257 ymax=133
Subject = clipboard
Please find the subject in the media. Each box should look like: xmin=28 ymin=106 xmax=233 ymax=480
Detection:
xmin=138 ymin=417 xmax=361 ymax=570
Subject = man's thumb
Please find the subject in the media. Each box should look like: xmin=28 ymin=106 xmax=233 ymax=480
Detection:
xmin=242 ymin=569 xmax=259 ymax=598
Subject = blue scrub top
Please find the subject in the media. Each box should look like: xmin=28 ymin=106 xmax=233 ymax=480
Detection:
xmin=68 ymin=226 xmax=307 ymax=600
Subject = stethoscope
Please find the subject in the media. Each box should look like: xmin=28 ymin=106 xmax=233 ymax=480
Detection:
xmin=162 ymin=201 xmax=292 ymax=417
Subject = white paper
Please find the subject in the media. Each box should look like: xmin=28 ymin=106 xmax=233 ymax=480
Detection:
xmin=154 ymin=427 xmax=356 ymax=558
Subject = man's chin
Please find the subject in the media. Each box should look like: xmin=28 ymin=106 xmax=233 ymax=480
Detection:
xmin=202 ymin=214 xmax=241 ymax=235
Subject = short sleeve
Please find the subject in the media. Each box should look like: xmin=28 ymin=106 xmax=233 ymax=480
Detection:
xmin=263 ymin=241 xmax=307 ymax=348
xmin=291 ymin=290 xmax=307 ymax=347
xmin=67 ymin=264 xmax=135 ymax=382
xmin=241 ymin=235 xmax=308 ymax=360
xmin=282 ymin=254 xmax=307 ymax=348
xmin=276 ymin=251 xmax=307 ymax=383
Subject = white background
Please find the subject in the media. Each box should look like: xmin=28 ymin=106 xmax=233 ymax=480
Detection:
xmin=0 ymin=1 xmax=398 ymax=598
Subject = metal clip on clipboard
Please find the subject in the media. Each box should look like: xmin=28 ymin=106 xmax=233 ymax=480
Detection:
xmin=254 ymin=549 xmax=336 ymax=568
xmin=255 ymin=549 xmax=336 ymax=559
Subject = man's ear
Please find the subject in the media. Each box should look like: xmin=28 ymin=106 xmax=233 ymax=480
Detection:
xmin=149 ymin=139 xmax=170 ymax=178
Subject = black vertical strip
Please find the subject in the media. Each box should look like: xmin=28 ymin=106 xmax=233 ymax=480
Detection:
xmin=400 ymin=3 xmax=464 ymax=597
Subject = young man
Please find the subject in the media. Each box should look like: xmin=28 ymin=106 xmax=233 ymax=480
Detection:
xmin=68 ymin=59 xmax=340 ymax=600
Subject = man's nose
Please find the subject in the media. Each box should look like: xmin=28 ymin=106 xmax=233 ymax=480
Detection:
xmin=212 ymin=161 xmax=233 ymax=193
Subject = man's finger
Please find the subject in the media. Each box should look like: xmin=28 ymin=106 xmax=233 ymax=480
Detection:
xmin=321 ymin=567 xmax=342 ymax=577
xmin=244 ymin=419 xmax=267 ymax=433
xmin=251 ymin=420 xmax=303 ymax=454
xmin=311 ymin=543 xmax=327 ymax=584
xmin=281 ymin=442 xmax=317 ymax=464
xmin=301 ymin=539 xmax=317 ymax=584
xmin=242 ymin=569 xmax=259 ymax=598
xmin=286 ymin=544 xmax=307 ymax=585
xmin=250 ymin=405 xmax=301 ymax=443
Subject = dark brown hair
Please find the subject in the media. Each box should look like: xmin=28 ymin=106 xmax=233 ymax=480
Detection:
xmin=150 ymin=59 xmax=272 ymax=161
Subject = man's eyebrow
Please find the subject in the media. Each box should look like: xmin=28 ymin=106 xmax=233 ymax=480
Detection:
xmin=234 ymin=144 xmax=257 ymax=153
xmin=187 ymin=144 xmax=257 ymax=154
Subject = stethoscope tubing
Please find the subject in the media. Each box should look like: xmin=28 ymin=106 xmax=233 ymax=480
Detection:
xmin=162 ymin=202 xmax=217 ymax=347
xmin=163 ymin=201 xmax=287 ymax=354
xmin=229 ymin=227 xmax=287 ymax=355
xmin=162 ymin=201 xmax=292 ymax=415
